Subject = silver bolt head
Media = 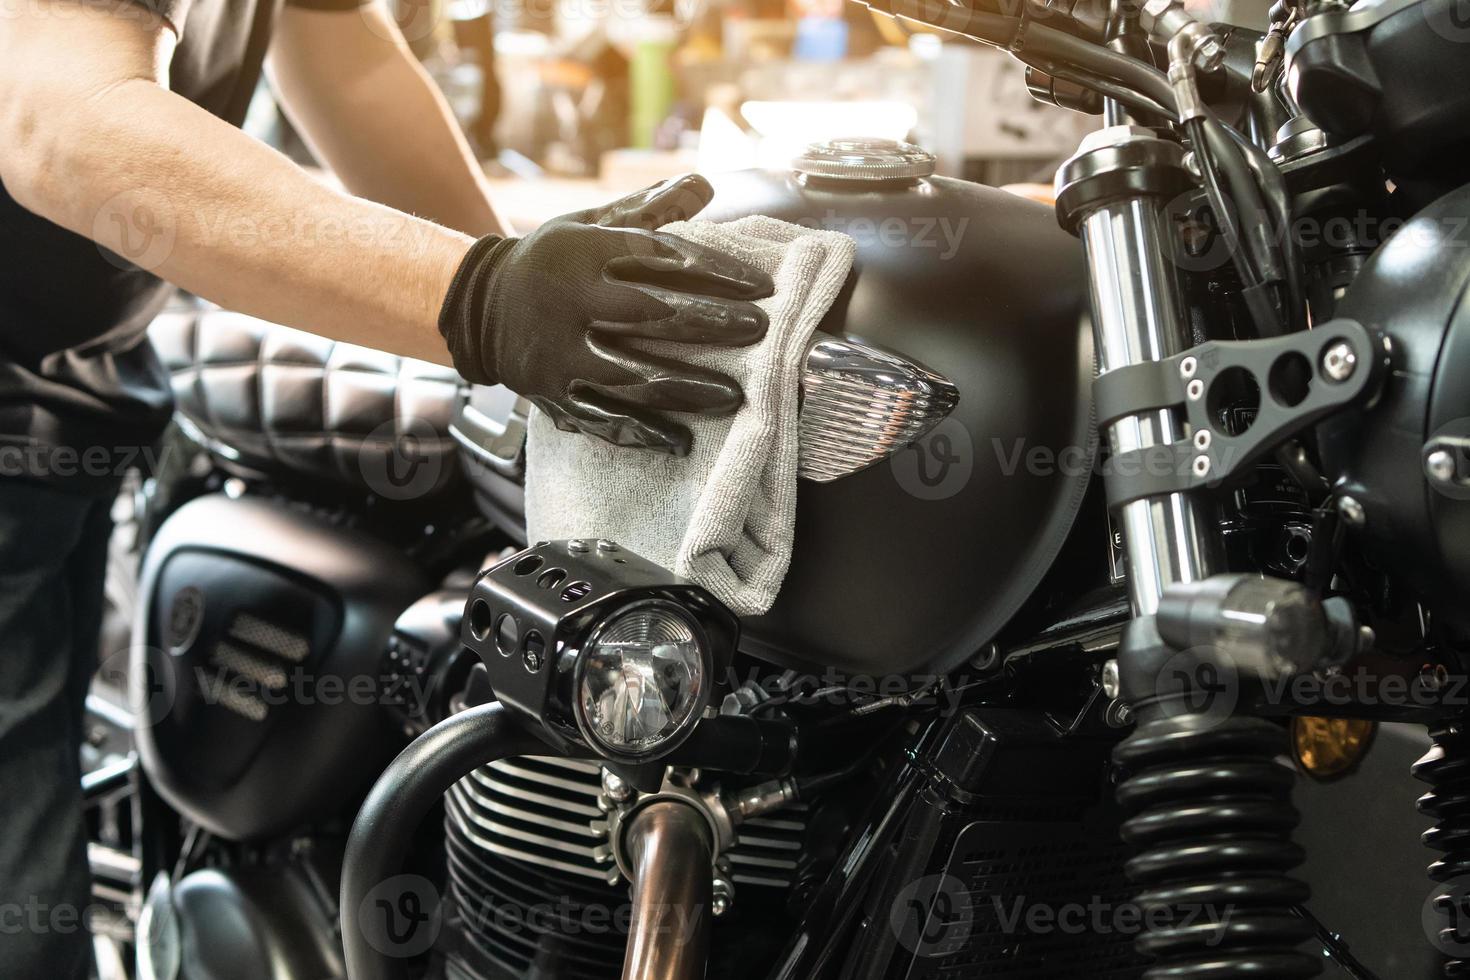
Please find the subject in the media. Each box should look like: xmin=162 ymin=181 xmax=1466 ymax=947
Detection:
xmin=1187 ymin=378 xmax=1205 ymax=401
xmin=712 ymin=876 xmax=735 ymax=917
xmin=600 ymin=768 xmax=634 ymax=803
xmin=1101 ymin=659 xmax=1121 ymax=699
xmin=1193 ymin=429 xmax=1212 ymax=450
xmin=568 ymin=538 xmax=590 ymax=553
xmin=1337 ymin=495 xmax=1367 ymax=527
xmin=1105 ymin=699 xmax=1134 ymax=728
xmin=1193 ymin=455 xmax=1212 ymax=477
xmin=1180 ymin=356 xmax=1198 ymax=379
xmin=1196 ymin=36 xmax=1227 ymax=71
xmin=1427 ymin=449 xmax=1457 ymax=485
xmin=1322 ymin=342 xmax=1358 ymax=382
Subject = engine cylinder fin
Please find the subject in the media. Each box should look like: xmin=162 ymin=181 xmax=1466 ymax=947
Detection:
xmin=439 ymin=754 xmax=809 ymax=978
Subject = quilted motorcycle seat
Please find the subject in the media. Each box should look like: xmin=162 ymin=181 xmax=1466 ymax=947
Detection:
xmin=149 ymin=298 xmax=466 ymax=500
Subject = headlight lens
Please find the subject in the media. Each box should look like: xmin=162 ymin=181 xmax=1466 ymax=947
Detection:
xmin=576 ymin=600 xmax=708 ymax=760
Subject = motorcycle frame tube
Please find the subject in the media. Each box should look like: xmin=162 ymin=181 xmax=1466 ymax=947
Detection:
xmin=1080 ymin=193 xmax=1216 ymax=613
xmin=619 ymin=799 xmax=714 ymax=980
xmin=340 ymin=701 xmax=547 ymax=980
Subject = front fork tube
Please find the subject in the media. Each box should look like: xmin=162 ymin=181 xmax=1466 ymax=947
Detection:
xmin=1056 ymin=127 xmax=1322 ymax=977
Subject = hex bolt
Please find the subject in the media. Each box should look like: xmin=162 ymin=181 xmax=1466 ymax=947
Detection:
xmin=1322 ymin=341 xmax=1357 ymax=383
xmin=1102 ymin=659 xmax=1121 ymax=699
xmin=1105 ymin=699 xmax=1134 ymax=728
xmin=1196 ymin=36 xmax=1226 ymax=70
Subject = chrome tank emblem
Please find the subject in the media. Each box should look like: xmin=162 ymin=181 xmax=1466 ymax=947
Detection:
xmin=797 ymin=335 xmax=960 ymax=483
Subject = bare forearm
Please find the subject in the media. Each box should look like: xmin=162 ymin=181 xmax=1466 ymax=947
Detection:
xmin=26 ymin=79 xmax=472 ymax=364
xmin=268 ymin=5 xmax=511 ymax=238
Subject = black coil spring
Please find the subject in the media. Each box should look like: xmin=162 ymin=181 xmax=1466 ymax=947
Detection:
xmin=1113 ymin=713 xmax=1321 ymax=979
xmin=1414 ymin=724 xmax=1470 ymax=977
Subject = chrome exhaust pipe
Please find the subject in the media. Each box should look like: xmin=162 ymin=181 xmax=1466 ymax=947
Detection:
xmin=620 ymin=799 xmax=714 ymax=980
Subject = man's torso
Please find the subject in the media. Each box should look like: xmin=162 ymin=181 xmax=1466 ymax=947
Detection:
xmin=0 ymin=0 xmax=279 ymax=490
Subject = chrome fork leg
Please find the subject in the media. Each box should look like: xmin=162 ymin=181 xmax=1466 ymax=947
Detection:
xmin=1058 ymin=125 xmax=1216 ymax=613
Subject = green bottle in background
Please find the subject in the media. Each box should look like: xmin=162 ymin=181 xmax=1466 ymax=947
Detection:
xmin=630 ymin=16 xmax=678 ymax=149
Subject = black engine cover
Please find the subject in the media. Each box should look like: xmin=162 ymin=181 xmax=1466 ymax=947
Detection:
xmin=1285 ymin=0 xmax=1470 ymax=204
xmin=132 ymin=493 xmax=430 ymax=840
xmin=1318 ymin=183 xmax=1470 ymax=636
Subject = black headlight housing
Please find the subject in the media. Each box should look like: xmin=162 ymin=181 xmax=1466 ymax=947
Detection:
xmin=461 ymin=540 xmax=739 ymax=761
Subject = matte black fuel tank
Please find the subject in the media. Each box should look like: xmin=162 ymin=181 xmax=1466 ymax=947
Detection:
xmin=698 ymin=141 xmax=1097 ymax=677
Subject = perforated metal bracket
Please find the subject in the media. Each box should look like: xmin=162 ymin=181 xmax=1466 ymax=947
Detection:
xmin=1093 ymin=319 xmax=1385 ymax=509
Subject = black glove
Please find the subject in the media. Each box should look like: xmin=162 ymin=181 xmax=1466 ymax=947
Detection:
xmin=438 ymin=174 xmax=773 ymax=456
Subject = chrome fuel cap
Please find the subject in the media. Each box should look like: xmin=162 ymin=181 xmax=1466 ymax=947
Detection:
xmin=792 ymin=138 xmax=936 ymax=183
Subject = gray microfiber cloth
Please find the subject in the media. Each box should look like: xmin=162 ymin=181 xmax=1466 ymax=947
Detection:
xmin=524 ymin=215 xmax=856 ymax=615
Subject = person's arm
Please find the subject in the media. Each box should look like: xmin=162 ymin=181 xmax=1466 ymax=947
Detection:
xmin=0 ymin=0 xmax=775 ymax=456
xmin=266 ymin=3 xmax=512 ymax=238
xmin=0 ymin=0 xmax=469 ymax=365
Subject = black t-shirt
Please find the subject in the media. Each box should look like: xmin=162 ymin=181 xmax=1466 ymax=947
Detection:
xmin=0 ymin=0 xmax=364 ymax=492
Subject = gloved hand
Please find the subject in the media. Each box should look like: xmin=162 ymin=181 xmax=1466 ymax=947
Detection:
xmin=438 ymin=174 xmax=773 ymax=456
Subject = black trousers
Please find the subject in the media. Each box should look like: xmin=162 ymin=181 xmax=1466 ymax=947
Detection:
xmin=0 ymin=479 xmax=114 ymax=980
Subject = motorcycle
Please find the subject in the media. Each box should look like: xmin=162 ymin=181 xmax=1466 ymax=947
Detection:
xmin=90 ymin=0 xmax=1470 ymax=976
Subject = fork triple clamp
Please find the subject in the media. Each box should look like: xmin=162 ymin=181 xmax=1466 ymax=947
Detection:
xmin=1092 ymin=318 xmax=1388 ymax=508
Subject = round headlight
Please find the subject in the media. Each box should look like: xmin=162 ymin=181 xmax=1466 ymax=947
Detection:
xmin=574 ymin=599 xmax=710 ymax=761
